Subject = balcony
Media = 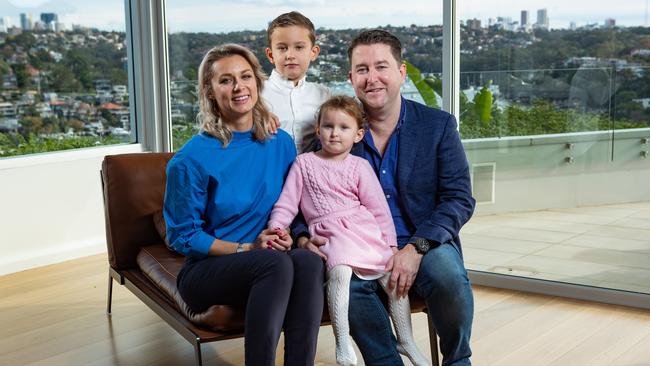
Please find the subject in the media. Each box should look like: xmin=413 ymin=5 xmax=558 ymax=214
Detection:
xmin=461 ymin=127 xmax=650 ymax=295
xmin=464 ymin=200 xmax=650 ymax=294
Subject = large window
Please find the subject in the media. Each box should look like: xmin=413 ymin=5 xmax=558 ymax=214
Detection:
xmin=164 ymin=0 xmax=649 ymax=299
xmin=166 ymin=0 xmax=442 ymax=150
xmin=458 ymin=3 xmax=649 ymax=139
xmin=0 ymin=1 xmax=134 ymax=158
xmin=459 ymin=1 xmax=650 ymax=295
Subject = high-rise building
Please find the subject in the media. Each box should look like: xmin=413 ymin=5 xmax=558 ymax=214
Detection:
xmin=40 ymin=13 xmax=58 ymax=24
xmin=496 ymin=16 xmax=514 ymax=31
xmin=20 ymin=13 xmax=33 ymax=31
xmin=604 ymin=18 xmax=616 ymax=27
xmin=521 ymin=10 xmax=529 ymax=29
xmin=570 ymin=21 xmax=577 ymax=30
xmin=40 ymin=13 xmax=58 ymax=31
xmin=32 ymin=21 xmax=45 ymax=31
xmin=536 ymin=8 xmax=549 ymax=29
xmin=467 ymin=18 xmax=482 ymax=30
xmin=0 ymin=17 xmax=7 ymax=33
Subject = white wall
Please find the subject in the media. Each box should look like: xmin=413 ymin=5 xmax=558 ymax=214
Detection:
xmin=0 ymin=144 xmax=142 ymax=275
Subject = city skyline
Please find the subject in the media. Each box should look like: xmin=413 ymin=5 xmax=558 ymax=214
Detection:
xmin=0 ymin=0 xmax=648 ymax=33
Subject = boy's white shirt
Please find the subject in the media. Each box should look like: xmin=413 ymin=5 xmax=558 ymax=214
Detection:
xmin=261 ymin=69 xmax=331 ymax=153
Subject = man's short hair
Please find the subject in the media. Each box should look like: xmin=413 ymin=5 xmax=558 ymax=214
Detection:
xmin=267 ymin=11 xmax=316 ymax=46
xmin=347 ymin=29 xmax=402 ymax=64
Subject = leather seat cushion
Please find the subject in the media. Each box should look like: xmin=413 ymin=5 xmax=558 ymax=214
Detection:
xmin=145 ymin=212 xmax=427 ymax=329
xmin=136 ymin=244 xmax=245 ymax=332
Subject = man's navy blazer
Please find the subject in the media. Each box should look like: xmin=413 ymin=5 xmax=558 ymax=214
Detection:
xmin=350 ymin=98 xmax=475 ymax=254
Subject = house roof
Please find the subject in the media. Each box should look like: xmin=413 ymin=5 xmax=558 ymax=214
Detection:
xmin=100 ymin=102 xmax=126 ymax=110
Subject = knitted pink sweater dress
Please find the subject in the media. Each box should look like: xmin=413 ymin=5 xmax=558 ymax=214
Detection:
xmin=268 ymin=152 xmax=397 ymax=273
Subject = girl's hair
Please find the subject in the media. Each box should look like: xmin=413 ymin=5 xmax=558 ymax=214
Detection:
xmin=197 ymin=43 xmax=271 ymax=145
xmin=316 ymin=95 xmax=365 ymax=129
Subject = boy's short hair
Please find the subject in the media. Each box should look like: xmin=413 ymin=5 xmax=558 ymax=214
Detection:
xmin=267 ymin=11 xmax=316 ymax=46
xmin=347 ymin=29 xmax=402 ymax=64
xmin=317 ymin=95 xmax=365 ymax=129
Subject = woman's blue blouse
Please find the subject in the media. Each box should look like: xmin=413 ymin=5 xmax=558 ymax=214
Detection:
xmin=163 ymin=129 xmax=296 ymax=258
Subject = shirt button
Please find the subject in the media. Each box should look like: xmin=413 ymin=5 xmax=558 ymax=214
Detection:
xmin=382 ymin=170 xmax=386 ymax=174
xmin=386 ymin=194 xmax=391 ymax=199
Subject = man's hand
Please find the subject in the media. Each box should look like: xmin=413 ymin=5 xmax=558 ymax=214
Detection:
xmin=296 ymin=235 xmax=328 ymax=260
xmin=385 ymin=244 xmax=422 ymax=298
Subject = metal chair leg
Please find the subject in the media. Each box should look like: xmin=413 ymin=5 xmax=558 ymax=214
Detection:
xmin=194 ymin=339 xmax=202 ymax=366
xmin=427 ymin=313 xmax=440 ymax=366
xmin=107 ymin=272 xmax=114 ymax=315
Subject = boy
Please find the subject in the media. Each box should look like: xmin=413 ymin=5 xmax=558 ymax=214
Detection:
xmin=263 ymin=11 xmax=331 ymax=153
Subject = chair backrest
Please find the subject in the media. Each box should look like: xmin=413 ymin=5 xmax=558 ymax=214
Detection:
xmin=102 ymin=152 xmax=174 ymax=270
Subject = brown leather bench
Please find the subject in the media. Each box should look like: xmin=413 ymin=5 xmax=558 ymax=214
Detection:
xmin=102 ymin=152 xmax=439 ymax=366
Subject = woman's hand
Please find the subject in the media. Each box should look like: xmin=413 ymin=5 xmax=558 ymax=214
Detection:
xmin=253 ymin=228 xmax=292 ymax=251
xmin=272 ymin=228 xmax=292 ymax=251
xmin=252 ymin=228 xmax=279 ymax=250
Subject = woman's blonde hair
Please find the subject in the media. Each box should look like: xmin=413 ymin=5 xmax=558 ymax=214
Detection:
xmin=197 ymin=44 xmax=271 ymax=145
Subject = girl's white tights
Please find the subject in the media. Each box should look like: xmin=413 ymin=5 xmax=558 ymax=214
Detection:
xmin=326 ymin=265 xmax=429 ymax=366
xmin=327 ymin=265 xmax=357 ymax=366
xmin=378 ymin=273 xmax=430 ymax=366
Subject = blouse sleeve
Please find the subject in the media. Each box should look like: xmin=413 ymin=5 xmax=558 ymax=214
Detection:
xmin=163 ymin=157 xmax=215 ymax=258
xmin=356 ymin=159 xmax=398 ymax=247
xmin=268 ymin=158 xmax=304 ymax=230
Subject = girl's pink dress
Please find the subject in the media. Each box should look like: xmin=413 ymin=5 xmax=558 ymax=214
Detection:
xmin=268 ymin=152 xmax=397 ymax=273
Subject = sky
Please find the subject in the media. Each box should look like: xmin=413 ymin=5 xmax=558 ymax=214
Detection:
xmin=0 ymin=0 xmax=648 ymax=33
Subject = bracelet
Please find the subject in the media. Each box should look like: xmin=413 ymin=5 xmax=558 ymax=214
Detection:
xmin=235 ymin=242 xmax=245 ymax=253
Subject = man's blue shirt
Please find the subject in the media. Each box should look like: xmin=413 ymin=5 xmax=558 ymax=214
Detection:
xmin=360 ymin=98 xmax=415 ymax=248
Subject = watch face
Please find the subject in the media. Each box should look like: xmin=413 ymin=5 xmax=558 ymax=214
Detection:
xmin=416 ymin=238 xmax=430 ymax=253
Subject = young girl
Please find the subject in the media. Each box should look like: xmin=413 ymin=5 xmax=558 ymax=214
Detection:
xmin=268 ymin=96 xmax=428 ymax=366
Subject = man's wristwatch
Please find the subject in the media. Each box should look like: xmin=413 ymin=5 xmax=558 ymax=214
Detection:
xmin=408 ymin=237 xmax=433 ymax=255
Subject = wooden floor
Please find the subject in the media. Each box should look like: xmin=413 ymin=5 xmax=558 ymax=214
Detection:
xmin=1 ymin=254 xmax=649 ymax=366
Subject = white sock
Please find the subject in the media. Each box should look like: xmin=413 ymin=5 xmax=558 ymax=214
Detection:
xmin=327 ymin=265 xmax=357 ymax=366
xmin=379 ymin=273 xmax=430 ymax=366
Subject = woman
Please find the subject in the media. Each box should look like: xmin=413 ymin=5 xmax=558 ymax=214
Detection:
xmin=163 ymin=44 xmax=324 ymax=366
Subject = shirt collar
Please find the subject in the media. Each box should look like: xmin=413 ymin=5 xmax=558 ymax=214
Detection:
xmin=397 ymin=96 xmax=406 ymax=130
xmin=268 ymin=69 xmax=306 ymax=89
xmin=362 ymin=95 xmax=406 ymax=145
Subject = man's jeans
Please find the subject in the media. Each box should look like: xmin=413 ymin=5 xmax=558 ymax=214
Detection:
xmin=348 ymin=242 xmax=474 ymax=366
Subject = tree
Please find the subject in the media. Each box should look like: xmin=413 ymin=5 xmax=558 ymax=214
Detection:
xmin=405 ymin=60 xmax=439 ymax=108
xmin=100 ymin=109 xmax=120 ymax=127
xmin=19 ymin=116 xmax=44 ymax=136
xmin=66 ymin=119 xmax=85 ymax=132
xmin=12 ymin=64 xmax=32 ymax=89
xmin=49 ymin=64 xmax=82 ymax=92
xmin=474 ymin=81 xmax=493 ymax=125
xmin=65 ymin=49 xmax=92 ymax=90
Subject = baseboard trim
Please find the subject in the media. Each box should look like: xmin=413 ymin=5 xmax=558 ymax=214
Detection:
xmin=469 ymin=270 xmax=650 ymax=309
xmin=0 ymin=238 xmax=107 ymax=276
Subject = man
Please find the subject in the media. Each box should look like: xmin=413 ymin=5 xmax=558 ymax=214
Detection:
xmin=309 ymin=29 xmax=474 ymax=366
